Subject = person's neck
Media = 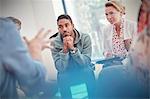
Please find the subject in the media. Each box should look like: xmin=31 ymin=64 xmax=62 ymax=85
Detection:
xmin=114 ymin=21 xmax=121 ymax=35
xmin=114 ymin=21 xmax=121 ymax=29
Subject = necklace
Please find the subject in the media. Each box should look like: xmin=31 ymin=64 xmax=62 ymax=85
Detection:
xmin=112 ymin=18 xmax=127 ymax=57
xmin=113 ymin=18 xmax=124 ymax=39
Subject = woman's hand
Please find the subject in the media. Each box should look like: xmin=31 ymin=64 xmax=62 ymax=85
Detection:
xmin=104 ymin=51 xmax=113 ymax=58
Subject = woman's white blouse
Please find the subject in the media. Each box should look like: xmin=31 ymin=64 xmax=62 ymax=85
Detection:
xmin=102 ymin=19 xmax=137 ymax=57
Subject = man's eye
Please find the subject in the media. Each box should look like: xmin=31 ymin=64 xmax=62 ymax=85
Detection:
xmin=109 ymin=12 xmax=114 ymax=15
xmin=59 ymin=26 xmax=62 ymax=29
xmin=65 ymin=24 xmax=69 ymax=27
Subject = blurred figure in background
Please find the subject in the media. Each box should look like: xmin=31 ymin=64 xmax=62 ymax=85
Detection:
xmin=130 ymin=0 xmax=150 ymax=90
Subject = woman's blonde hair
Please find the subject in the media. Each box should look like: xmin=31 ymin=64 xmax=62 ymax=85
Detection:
xmin=105 ymin=0 xmax=125 ymax=14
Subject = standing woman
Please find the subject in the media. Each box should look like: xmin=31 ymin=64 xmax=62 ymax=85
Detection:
xmin=103 ymin=0 xmax=137 ymax=59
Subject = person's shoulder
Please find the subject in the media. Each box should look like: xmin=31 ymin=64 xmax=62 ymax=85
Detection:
xmin=79 ymin=32 xmax=91 ymax=42
xmin=103 ymin=24 xmax=112 ymax=32
xmin=99 ymin=65 xmax=128 ymax=79
xmin=51 ymin=33 xmax=63 ymax=48
xmin=80 ymin=32 xmax=90 ymax=37
xmin=102 ymin=65 xmax=126 ymax=73
xmin=51 ymin=32 xmax=61 ymax=41
xmin=125 ymin=19 xmax=137 ymax=26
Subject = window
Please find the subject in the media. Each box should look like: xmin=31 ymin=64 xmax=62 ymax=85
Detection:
xmin=52 ymin=0 xmax=109 ymax=60
xmin=52 ymin=0 xmax=64 ymax=18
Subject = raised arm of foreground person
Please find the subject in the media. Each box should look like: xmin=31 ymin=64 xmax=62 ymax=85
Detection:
xmin=0 ymin=18 xmax=52 ymax=98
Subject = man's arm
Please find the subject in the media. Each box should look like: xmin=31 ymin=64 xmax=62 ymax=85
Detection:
xmin=70 ymin=34 xmax=92 ymax=68
xmin=51 ymin=35 xmax=76 ymax=72
xmin=51 ymin=33 xmax=92 ymax=72
xmin=51 ymin=47 xmax=70 ymax=72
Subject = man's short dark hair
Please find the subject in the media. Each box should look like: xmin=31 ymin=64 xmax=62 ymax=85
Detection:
xmin=57 ymin=14 xmax=73 ymax=24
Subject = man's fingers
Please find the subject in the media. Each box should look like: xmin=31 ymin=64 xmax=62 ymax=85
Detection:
xmin=44 ymin=44 xmax=54 ymax=49
xmin=36 ymin=28 xmax=45 ymax=38
xmin=36 ymin=28 xmax=51 ymax=39
xmin=43 ymin=29 xmax=51 ymax=38
xmin=42 ymin=44 xmax=54 ymax=50
xmin=42 ymin=39 xmax=54 ymax=50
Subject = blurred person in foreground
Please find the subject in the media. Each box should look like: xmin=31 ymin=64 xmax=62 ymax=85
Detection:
xmin=0 ymin=17 xmax=56 ymax=99
xmin=96 ymin=0 xmax=149 ymax=98
xmin=7 ymin=16 xmax=21 ymax=31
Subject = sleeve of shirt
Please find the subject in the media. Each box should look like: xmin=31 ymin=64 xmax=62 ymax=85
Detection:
xmin=70 ymin=33 xmax=92 ymax=68
xmin=125 ymin=20 xmax=137 ymax=39
xmin=0 ymin=18 xmax=46 ymax=95
xmin=51 ymin=47 xmax=70 ymax=72
xmin=51 ymin=33 xmax=92 ymax=72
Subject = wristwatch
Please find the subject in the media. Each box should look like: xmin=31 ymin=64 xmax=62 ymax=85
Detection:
xmin=70 ymin=48 xmax=77 ymax=54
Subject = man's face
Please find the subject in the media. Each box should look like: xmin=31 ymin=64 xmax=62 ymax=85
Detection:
xmin=105 ymin=6 xmax=122 ymax=25
xmin=57 ymin=19 xmax=74 ymax=38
